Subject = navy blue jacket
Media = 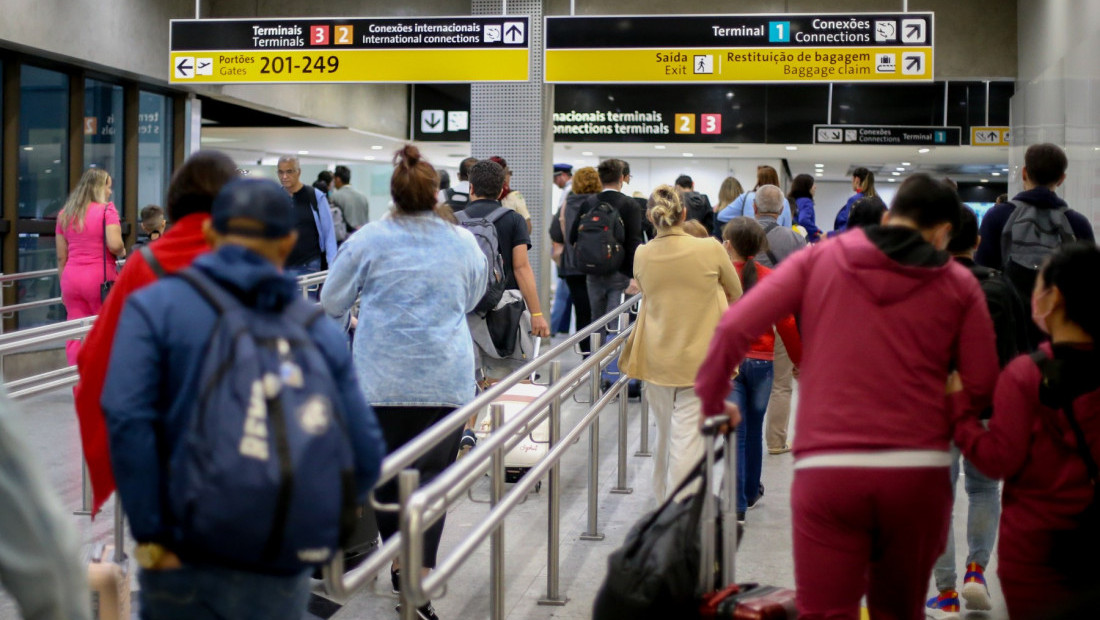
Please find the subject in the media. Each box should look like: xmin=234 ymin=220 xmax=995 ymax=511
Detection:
xmin=102 ymin=245 xmax=386 ymax=547
xmin=975 ymin=188 xmax=1095 ymax=269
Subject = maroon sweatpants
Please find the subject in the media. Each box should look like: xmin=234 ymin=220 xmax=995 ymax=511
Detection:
xmin=791 ymin=467 xmax=953 ymax=620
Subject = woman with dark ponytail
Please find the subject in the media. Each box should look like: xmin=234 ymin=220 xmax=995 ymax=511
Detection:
xmin=720 ymin=217 xmax=802 ymax=523
xmin=952 ymin=241 xmax=1100 ymax=619
xmin=321 ymin=145 xmax=488 ymax=620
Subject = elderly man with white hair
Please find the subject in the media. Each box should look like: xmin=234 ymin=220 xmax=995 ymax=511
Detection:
xmin=752 ymin=184 xmax=807 ymax=456
xmin=275 ymin=155 xmax=338 ymax=280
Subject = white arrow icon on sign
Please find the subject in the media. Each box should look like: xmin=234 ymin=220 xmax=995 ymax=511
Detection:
xmin=421 ymin=110 xmax=444 ymax=134
xmin=503 ymin=22 xmax=524 ymax=44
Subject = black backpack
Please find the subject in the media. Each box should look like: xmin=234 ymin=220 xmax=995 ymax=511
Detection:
xmin=444 ymin=187 xmax=471 ymax=212
xmin=971 ymin=265 xmax=1031 ymax=367
xmin=575 ymin=198 xmax=625 ymax=276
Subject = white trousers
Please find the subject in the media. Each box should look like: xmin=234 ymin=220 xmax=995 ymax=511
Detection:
xmin=646 ymin=383 xmax=705 ymax=503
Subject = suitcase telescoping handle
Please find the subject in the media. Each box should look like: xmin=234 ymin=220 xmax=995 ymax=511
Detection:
xmin=699 ymin=414 xmax=736 ymax=593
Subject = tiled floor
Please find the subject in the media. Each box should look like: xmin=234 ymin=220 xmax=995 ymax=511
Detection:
xmin=0 ymin=351 xmax=1009 ymax=620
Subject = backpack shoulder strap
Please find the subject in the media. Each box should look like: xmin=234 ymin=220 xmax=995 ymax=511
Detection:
xmin=139 ymin=245 xmax=166 ymax=279
xmin=486 ymin=206 xmax=511 ymax=223
xmin=171 ymin=269 xmax=238 ymax=316
xmin=760 ymin=220 xmax=780 ymax=234
xmin=453 ymin=209 xmax=472 ymax=224
xmin=307 ymin=188 xmax=320 ymax=213
xmin=1030 ymin=350 xmax=1100 ymax=486
xmin=282 ymin=297 xmax=326 ymax=330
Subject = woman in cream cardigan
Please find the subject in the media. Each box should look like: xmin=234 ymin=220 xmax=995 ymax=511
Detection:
xmin=620 ymin=185 xmax=742 ymax=502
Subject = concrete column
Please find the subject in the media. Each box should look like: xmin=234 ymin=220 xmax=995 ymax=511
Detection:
xmin=471 ymin=0 xmax=552 ymax=307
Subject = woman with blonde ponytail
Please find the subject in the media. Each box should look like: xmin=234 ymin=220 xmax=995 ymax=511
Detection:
xmin=620 ymin=185 xmax=742 ymax=502
xmin=56 ymin=167 xmax=126 ymax=364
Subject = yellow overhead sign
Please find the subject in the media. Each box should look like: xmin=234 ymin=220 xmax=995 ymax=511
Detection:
xmin=545 ymin=47 xmax=932 ymax=83
xmin=970 ymin=126 xmax=1011 ymax=147
xmin=170 ymin=17 xmax=530 ymax=84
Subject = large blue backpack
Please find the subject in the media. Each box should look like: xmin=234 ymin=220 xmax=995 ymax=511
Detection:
xmin=167 ymin=268 xmax=357 ymax=573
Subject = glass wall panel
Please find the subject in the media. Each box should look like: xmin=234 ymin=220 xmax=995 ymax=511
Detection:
xmin=84 ymin=78 xmax=124 ymax=212
xmin=17 ymin=66 xmax=69 ymax=327
xmin=138 ymin=91 xmax=172 ymax=213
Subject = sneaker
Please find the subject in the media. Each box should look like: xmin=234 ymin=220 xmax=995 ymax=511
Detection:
xmin=748 ymin=483 xmax=764 ymax=509
xmin=391 ymin=568 xmax=400 ymax=594
xmin=459 ymin=430 xmax=477 ymax=450
xmin=960 ymin=563 xmax=992 ymax=610
xmin=395 ymin=602 xmax=439 ymax=620
xmin=925 ymin=590 xmax=961 ymax=620
xmin=768 ymin=444 xmax=791 ymax=455
xmin=736 ymin=511 xmax=746 ymax=526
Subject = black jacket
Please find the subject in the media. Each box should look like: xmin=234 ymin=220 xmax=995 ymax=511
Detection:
xmin=569 ymin=190 xmax=645 ymax=279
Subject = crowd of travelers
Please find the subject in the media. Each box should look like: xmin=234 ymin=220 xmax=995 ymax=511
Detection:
xmin=2 ymin=140 xmax=1095 ymax=620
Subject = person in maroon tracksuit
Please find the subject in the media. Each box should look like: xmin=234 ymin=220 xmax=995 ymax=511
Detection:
xmin=952 ymin=242 xmax=1100 ymax=619
xmin=695 ymin=174 xmax=1000 ymax=620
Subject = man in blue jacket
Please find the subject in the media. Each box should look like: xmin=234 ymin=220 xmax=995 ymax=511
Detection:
xmin=102 ymin=178 xmax=385 ymax=620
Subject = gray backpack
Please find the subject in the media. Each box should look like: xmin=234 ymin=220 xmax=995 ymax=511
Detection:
xmin=1001 ymin=198 xmax=1076 ymax=300
xmin=455 ymin=207 xmax=509 ymax=317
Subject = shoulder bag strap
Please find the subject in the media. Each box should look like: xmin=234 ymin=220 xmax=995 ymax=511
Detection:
xmin=139 ymin=245 xmax=166 ymax=280
xmin=102 ymin=209 xmax=108 ymax=285
xmin=171 ymin=269 xmax=235 ymax=315
xmin=1031 ymin=350 xmax=1100 ymax=487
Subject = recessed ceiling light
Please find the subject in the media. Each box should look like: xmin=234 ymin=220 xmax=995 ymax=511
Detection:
xmin=682 ymin=153 xmax=694 ymax=157
xmin=43 ymin=169 xmax=52 ymax=174
xmin=896 ymin=167 xmax=905 ymax=171
xmin=991 ymin=172 xmax=1001 ymax=176
xmin=364 ymin=156 xmax=375 ymax=161
xmin=52 ymin=159 xmax=60 ymax=164
xmin=1002 ymin=168 xmax=1009 ymax=172
xmin=888 ymin=178 xmax=897 ymax=182
xmin=815 ymin=163 xmax=824 ymax=168
xmin=22 ymin=146 xmax=32 ymax=151
xmin=981 ymin=179 xmax=990 ymax=183
xmin=370 ymin=145 xmax=383 ymax=150
xmin=815 ymin=173 xmax=824 ymax=177
xmin=298 ymin=150 xmax=309 ymax=155
xmin=654 ymin=145 xmax=666 ymax=150
xmin=582 ymin=151 xmax=594 ymax=156
xmin=902 ymin=162 xmax=911 ymax=166
xmin=918 ymin=148 xmax=930 ymax=154
xmin=892 ymin=172 xmax=901 ymax=176
xmin=785 ymin=146 xmax=798 ymax=151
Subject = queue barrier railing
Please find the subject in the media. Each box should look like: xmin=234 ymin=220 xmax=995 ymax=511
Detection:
xmin=323 ymin=294 xmax=647 ymax=620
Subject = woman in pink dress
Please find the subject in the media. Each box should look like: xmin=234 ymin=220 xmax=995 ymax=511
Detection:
xmin=56 ymin=168 xmax=126 ymax=364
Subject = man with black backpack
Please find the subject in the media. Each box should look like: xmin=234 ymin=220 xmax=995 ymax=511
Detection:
xmin=102 ymin=178 xmax=385 ymax=620
xmin=674 ymin=174 xmax=716 ymax=234
xmin=570 ymin=158 xmax=645 ymax=333
xmin=439 ymin=156 xmax=478 ymax=212
xmin=976 ymin=143 xmax=1094 ymax=345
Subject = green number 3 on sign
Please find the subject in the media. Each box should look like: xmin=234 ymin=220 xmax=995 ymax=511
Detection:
xmin=769 ymin=21 xmax=791 ymax=43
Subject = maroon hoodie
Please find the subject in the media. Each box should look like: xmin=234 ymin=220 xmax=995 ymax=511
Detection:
xmin=696 ymin=227 xmax=1000 ymax=459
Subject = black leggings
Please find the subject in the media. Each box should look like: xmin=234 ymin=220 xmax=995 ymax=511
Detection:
xmin=373 ymin=406 xmax=463 ymax=568
xmin=563 ymin=274 xmax=593 ymax=354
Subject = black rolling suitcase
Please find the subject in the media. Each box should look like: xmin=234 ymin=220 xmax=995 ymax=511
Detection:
xmin=343 ymin=502 xmax=380 ymax=570
xmin=698 ymin=417 xmax=797 ymax=620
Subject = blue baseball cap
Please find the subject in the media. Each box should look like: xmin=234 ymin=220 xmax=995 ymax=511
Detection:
xmin=211 ymin=178 xmax=295 ymax=239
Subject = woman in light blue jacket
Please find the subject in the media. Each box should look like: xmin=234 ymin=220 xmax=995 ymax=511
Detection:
xmin=716 ymin=164 xmax=792 ymax=231
xmin=321 ymin=145 xmax=486 ymax=619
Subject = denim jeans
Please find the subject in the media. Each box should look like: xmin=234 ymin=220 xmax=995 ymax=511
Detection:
xmin=550 ymin=279 xmax=573 ymax=334
xmin=286 ymin=257 xmax=322 ymax=301
xmin=139 ymin=564 xmax=310 ymax=620
xmin=933 ymin=444 xmax=1001 ymax=591
xmin=729 ymin=358 xmax=774 ymax=514
xmin=586 ymin=272 xmax=629 ymax=344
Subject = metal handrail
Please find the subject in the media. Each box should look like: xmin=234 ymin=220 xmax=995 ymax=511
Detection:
xmin=0 ymin=268 xmax=61 ymax=284
xmin=322 ymin=294 xmax=642 ymax=611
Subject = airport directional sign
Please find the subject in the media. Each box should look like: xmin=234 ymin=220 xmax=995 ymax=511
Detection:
xmin=814 ymin=125 xmax=961 ymax=146
xmin=545 ymin=13 xmax=933 ymax=84
xmin=169 ymin=16 xmax=530 ymax=84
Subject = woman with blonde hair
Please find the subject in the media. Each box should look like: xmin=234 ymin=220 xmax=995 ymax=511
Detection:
xmin=56 ymin=167 xmax=126 ymax=364
xmin=717 ymin=176 xmax=745 ymax=212
xmin=620 ymin=185 xmax=742 ymax=502
xmin=716 ymin=165 xmax=793 ymax=231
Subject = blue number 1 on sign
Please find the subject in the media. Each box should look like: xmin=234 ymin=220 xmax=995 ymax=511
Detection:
xmin=769 ymin=21 xmax=791 ymax=43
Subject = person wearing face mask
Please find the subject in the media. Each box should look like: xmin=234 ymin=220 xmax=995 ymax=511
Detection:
xmin=695 ymin=174 xmax=1000 ymax=620
xmin=951 ymin=242 xmax=1100 ymax=620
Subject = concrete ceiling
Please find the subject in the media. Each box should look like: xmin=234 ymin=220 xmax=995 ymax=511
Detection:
xmin=200 ymin=126 xmax=1014 ymax=183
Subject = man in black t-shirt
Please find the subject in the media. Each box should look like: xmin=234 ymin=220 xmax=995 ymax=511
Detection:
xmin=276 ymin=156 xmax=337 ymax=277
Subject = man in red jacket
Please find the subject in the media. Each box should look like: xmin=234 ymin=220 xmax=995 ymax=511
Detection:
xmin=696 ymin=174 xmax=1000 ymax=620
xmin=74 ymin=151 xmax=237 ymax=515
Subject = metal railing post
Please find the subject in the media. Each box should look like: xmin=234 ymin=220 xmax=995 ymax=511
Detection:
xmin=611 ymin=385 xmax=633 ymax=494
xmin=538 ymin=362 xmax=567 ymax=606
xmin=490 ymin=404 xmax=506 ymax=620
xmin=581 ymin=333 xmax=604 ymax=541
xmin=398 ymin=470 xmax=421 ymax=620
xmin=75 ymin=459 xmax=92 ymax=516
xmin=635 ymin=382 xmax=652 ymax=457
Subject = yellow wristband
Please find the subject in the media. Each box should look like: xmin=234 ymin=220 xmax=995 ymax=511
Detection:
xmin=531 ymin=313 xmax=543 ymax=317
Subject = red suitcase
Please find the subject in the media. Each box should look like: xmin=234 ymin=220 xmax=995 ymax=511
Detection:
xmin=697 ymin=417 xmax=798 ymax=620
